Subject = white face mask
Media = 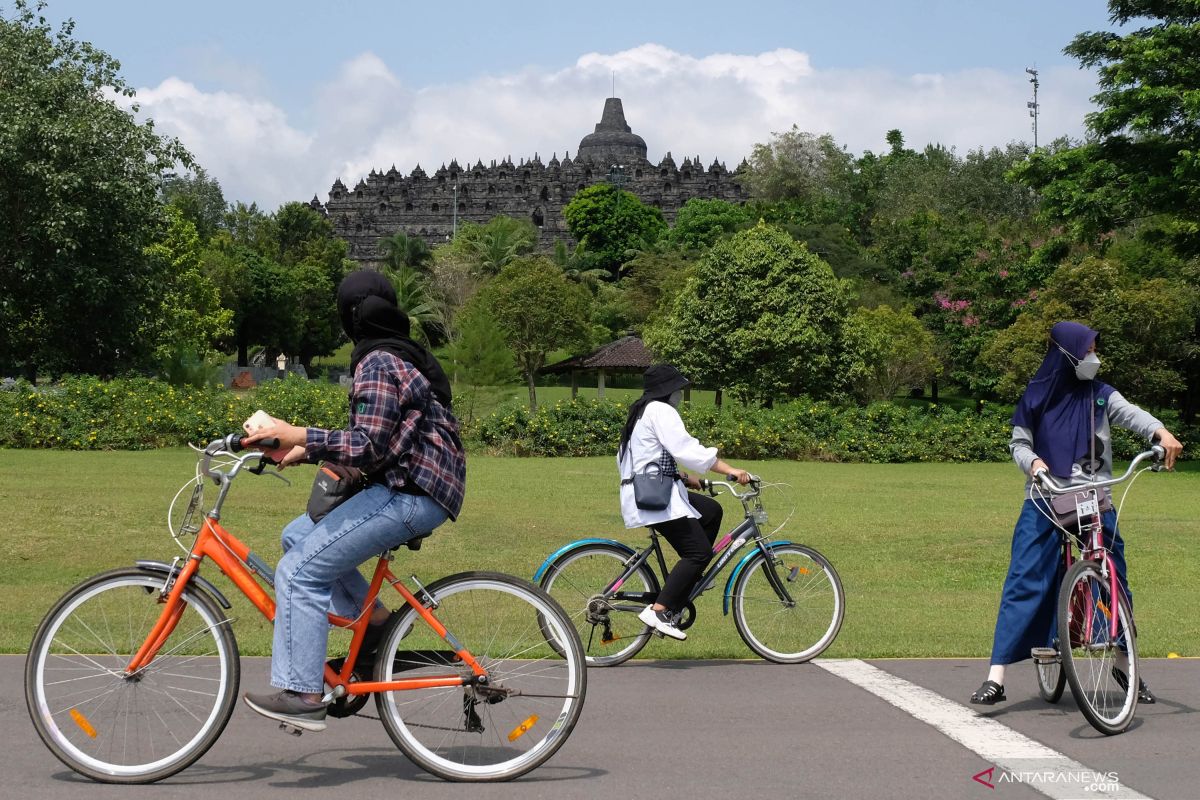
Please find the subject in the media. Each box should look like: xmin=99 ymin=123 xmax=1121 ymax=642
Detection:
xmin=1058 ymin=346 xmax=1101 ymax=381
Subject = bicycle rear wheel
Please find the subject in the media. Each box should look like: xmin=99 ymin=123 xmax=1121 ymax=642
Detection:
xmin=375 ymin=572 xmax=586 ymax=781
xmin=25 ymin=568 xmax=239 ymax=783
xmin=1034 ymin=646 xmax=1066 ymax=704
xmin=1057 ymin=560 xmax=1137 ymax=735
xmin=731 ymin=544 xmax=844 ymax=663
xmin=539 ymin=544 xmax=657 ymax=666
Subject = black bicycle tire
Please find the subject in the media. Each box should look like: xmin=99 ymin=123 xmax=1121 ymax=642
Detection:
xmin=731 ymin=544 xmax=845 ymax=664
xmin=373 ymin=571 xmax=587 ymax=781
xmin=539 ymin=543 xmax=658 ymax=667
xmin=1035 ymin=652 xmax=1066 ymax=703
xmin=1056 ymin=560 xmax=1137 ymax=735
xmin=25 ymin=567 xmax=241 ymax=783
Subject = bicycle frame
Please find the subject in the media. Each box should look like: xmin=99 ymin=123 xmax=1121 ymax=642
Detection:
xmin=1038 ymin=445 xmax=1164 ymax=649
xmin=126 ymin=481 xmax=484 ymax=700
xmin=597 ymin=488 xmax=794 ymax=616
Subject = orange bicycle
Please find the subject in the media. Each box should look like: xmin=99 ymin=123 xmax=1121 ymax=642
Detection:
xmin=24 ymin=434 xmax=586 ymax=784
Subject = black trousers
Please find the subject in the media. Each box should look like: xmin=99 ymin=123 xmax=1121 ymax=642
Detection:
xmin=650 ymin=492 xmax=723 ymax=612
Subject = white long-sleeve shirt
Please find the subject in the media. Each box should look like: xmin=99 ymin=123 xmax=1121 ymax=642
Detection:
xmin=616 ymin=401 xmax=718 ymax=528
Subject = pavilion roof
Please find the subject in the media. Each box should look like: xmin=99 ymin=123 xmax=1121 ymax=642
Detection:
xmin=543 ymin=335 xmax=652 ymax=373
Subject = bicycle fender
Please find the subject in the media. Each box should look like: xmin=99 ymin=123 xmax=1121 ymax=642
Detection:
xmin=533 ymin=538 xmax=639 ymax=583
xmin=135 ymin=559 xmax=233 ymax=609
xmin=722 ymin=541 xmax=794 ymax=615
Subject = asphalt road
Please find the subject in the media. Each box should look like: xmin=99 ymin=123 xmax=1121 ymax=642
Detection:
xmin=6 ymin=656 xmax=1199 ymax=799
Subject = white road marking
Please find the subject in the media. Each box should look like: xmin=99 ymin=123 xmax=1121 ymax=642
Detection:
xmin=816 ymin=659 xmax=1151 ymax=800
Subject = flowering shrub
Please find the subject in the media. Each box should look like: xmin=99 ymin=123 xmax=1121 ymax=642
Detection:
xmin=0 ymin=375 xmax=348 ymax=450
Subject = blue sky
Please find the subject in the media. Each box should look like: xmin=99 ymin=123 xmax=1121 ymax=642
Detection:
xmin=34 ymin=0 xmax=1122 ymax=208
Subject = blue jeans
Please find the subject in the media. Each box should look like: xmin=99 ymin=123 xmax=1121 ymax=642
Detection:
xmin=989 ymin=500 xmax=1129 ymax=665
xmin=270 ymin=484 xmax=450 ymax=693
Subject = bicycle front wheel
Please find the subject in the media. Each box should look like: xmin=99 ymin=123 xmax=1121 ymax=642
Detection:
xmin=539 ymin=544 xmax=657 ymax=666
xmin=1057 ymin=560 xmax=1138 ymax=735
xmin=731 ymin=544 xmax=844 ymax=664
xmin=25 ymin=568 xmax=240 ymax=783
xmin=375 ymin=572 xmax=586 ymax=781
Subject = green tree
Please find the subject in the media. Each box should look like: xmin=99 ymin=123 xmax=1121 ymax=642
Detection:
xmin=645 ymin=223 xmax=852 ymax=405
xmin=841 ymin=305 xmax=939 ymax=402
xmin=668 ymin=199 xmax=751 ymax=251
xmin=0 ymin=1 xmax=192 ymax=378
xmin=161 ymin=166 xmax=226 ymax=242
xmin=142 ymin=207 xmax=232 ymax=367
xmin=472 ymin=257 xmax=592 ymax=410
xmin=201 ymin=236 xmax=299 ymax=366
xmin=743 ymin=126 xmax=856 ymax=224
xmin=1012 ymin=1 xmax=1200 ymax=250
xmin=618 ymin=249 xmax=693 ymax=327
xmin=445 ymin=303 xmax=516 ymax=423
xmin=562 ymin=184 xmax=667 ymax=280
xmin=272 ymin=202 xmax=351 ymax=366
xmin=980 ymin=256 xmax=1200 ymax=405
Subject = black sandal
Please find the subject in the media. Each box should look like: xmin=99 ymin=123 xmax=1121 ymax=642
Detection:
xmin=1111 ymin=668 xmax=1156 ymax=704
xmin=970 ymin=680 xmax=1006 ymax=705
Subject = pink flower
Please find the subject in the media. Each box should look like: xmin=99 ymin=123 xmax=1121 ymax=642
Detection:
xmin=1011 ymin=298 xmax=1027 ymax=308
xmin=963 ymin=315 xmax=980 ymax=327
xmin=998 ymin=269 xmax=1010 ymax=278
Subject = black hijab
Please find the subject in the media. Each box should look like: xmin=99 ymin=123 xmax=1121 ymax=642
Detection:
xmin=337 ymin=271 xmax=453 ymax=408
xmin=618 ymin=364 xmax=690 ymax=459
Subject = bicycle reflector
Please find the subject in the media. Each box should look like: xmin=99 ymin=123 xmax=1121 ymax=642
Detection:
xmin=507 ymin=715 xmax=539 ymax=742
xmin=69 ymin=708 xmax=97 ymax=738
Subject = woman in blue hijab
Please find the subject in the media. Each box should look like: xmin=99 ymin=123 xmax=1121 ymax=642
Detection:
xmin=970 ymin=321 xmax=1182 ymax=705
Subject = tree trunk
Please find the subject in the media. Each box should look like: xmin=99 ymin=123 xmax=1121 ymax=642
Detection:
xmin=237 ymin=338 xmax=249 ymax=368
xmin=931 ymin=378 xmax=939 ymax=404
xmin=526 ymin=370 xmax=538 ymax=412
xmin=715 ymin=388 xmax=722 ymax=409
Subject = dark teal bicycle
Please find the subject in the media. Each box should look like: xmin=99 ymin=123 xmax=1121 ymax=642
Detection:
xmin=534 ymin=476 xmax=844 ymax=666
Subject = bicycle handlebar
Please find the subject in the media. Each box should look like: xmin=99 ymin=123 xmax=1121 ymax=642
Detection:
xmin=1033 ymin=446 xmax=1165 ymax=495
xmin=699 ymin=474 xmax=761 ymax=500
xmin=200 ymin=434 xmax=281 ymax=481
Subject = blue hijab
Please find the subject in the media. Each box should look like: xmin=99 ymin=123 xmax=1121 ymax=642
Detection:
xmin=1011 ymin=321 xmax=1114 ymax=478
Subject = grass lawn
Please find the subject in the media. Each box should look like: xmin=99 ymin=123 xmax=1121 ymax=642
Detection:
xmin=3 ymin=450 xmax=1197 ymax=660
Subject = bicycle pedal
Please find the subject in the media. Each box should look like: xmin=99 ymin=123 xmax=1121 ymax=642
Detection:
xmin=1030 ymin=647 xmax=1059 ymax=664
xmin=278 ymin=722 xmax=304 ymax=737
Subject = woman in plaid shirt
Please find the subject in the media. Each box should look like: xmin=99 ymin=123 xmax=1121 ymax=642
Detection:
xmin=241 ymin=271 xmax=466 ymax=732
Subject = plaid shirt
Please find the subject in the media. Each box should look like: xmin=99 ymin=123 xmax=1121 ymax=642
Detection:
xmin=305 ymin=351 xmax=466 ymax=520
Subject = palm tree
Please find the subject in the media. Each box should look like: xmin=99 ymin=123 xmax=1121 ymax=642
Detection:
xmin=553 ymin=239 xmax=608 ymax=289
xmin=469 ymin=216 xmax=537 ymax=273
xmin=381 ymin=265 xmax=444 ymax=345
xmin=378 ymin=231 xmax=433 ymax=272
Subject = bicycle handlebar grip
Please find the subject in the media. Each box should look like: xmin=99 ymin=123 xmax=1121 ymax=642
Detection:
xmin=229 ymin=434 xmax=281 ymax=452
xmin=1152 ymin=444 xmax=1166 ymax=461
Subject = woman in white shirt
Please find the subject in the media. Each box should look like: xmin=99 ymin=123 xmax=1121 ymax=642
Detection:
xmin=618 ymin=364 xmax=750 ymax=640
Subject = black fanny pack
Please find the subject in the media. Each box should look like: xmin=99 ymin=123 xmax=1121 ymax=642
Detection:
xmin=307 ymin=463 xmax=368 ymax=523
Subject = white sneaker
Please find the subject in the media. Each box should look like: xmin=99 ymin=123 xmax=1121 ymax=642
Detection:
xmin=638 ymin=605 xmax=687 ymax=640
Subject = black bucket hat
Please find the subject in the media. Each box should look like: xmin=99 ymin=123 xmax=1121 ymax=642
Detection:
xmin=642 ymin=364 xmax=690 ymax=398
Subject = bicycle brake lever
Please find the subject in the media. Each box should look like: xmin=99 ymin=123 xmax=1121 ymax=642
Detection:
xmin=265 ymin=469 xmax=291 ymax=487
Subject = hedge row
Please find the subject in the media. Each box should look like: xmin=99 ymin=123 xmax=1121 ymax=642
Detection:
xmin=0 ymin=376 xmax=348 ymax=450
xmin=2 ymin=378 xmax=1191 ymax=464
xmin=476 ymin=397 xmax=1194 ymax=464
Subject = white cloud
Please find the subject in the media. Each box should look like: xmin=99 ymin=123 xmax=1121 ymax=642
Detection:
xmin=124 ymin=44 xmax=1097 ymax=209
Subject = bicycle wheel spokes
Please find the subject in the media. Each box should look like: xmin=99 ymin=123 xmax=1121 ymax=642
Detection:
xmin=540 ymin=545 xmax=654 ymax=666
xmin=732 ymin=544 xmax=845 ymax=663
xmin=26 ymin=570 xmax=239 ymax=783
xmin=375 ymin=572 xmax=585 ymax=781
xmin=1058 ymin=561 xmax=1137 ymax=735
